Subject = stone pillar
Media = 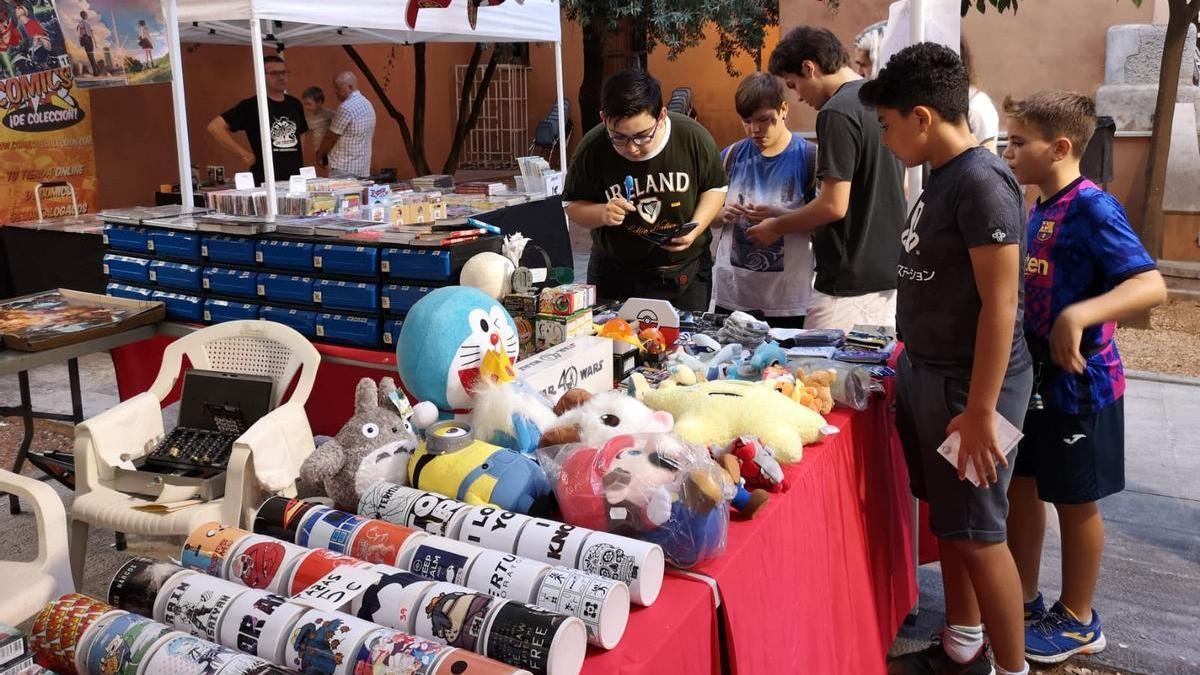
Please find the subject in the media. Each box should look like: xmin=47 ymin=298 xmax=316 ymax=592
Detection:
xmin=1095 ymin=23 xmax=1199 ymax=131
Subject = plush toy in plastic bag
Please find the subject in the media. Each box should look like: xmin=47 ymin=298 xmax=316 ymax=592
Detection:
xmin=538 ymin=433 xmax=730 ymax=569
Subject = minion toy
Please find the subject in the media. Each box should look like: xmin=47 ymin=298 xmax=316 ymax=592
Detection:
xmin=408 ymin=420 xmax=553 ymax=515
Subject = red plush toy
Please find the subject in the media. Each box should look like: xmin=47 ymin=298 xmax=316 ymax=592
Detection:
xmin=725 ymin=436 xmax=789 ymax=494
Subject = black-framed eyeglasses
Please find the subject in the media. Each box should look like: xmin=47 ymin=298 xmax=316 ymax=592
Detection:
xmin=608 ymin=119 xmax=660 ymax=147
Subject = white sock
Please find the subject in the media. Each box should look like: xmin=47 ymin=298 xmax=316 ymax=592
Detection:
xmin=941 ymin=623 xmax=984 ymax=664
xmin=996 ymin=661 xmax=1030 ymax=675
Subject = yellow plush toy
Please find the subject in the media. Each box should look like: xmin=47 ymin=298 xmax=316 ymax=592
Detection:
xmin=795 ymin=367 xmax=836 ymax=415
xmin=640 ymin=380 xmax=826 ymax=463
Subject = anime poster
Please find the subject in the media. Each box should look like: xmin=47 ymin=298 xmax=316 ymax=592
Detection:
xmin=0 ymin=0 xmax=96 ymax=224
xmin=54 ymin=0 xmax=171 ymax=87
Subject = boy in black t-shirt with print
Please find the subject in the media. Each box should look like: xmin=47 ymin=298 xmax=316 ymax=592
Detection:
xmin=562 ymin=70 xmax=727 ymax=311
xmin=860 ymin=44 xmax=1034 ymax=675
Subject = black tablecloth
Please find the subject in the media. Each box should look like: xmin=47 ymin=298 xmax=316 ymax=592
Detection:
xmin=2 ymin=226 xmax=106 ymax=296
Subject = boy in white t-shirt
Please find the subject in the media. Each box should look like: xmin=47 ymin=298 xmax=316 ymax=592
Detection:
xmin=713 ymin=72 xmax=818 ymax=329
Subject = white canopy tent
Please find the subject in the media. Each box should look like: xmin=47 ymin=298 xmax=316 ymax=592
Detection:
xmin=161 ymin=0 xmax=567 ymax=214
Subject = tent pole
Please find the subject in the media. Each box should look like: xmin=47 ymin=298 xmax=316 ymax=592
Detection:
xmin=163 ymin=0 xmax=192 ymax=206
xmin=249 ymin=15 xmax=277 ymax=215
xmin=906 ymin=0 xmax=924 ymax=621
xmin=553 ymin=39 xmax=568 ymax=174
xmin=905 ymin=0 xmax=924 ymax=214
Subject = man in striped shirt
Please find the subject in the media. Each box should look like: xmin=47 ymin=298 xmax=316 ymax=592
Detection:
xmin=318 ymin=71 xmax=377 ymax=178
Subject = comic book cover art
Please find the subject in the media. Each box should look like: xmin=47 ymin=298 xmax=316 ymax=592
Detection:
xmin=54 ymin=0 xmax=171 ymax=87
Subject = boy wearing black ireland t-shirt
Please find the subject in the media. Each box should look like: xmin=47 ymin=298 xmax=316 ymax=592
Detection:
xmin=860 ymin=44 xmax=1034 ymax=675
xmin=562 ymin=69 xmax=727 ymax=311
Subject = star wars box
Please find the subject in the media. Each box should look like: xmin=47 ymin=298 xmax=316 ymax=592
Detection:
xmin=517 ymin=335 xmax=614 ymax=404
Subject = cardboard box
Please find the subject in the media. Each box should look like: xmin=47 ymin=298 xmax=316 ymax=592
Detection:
xmin=513 ymin=315 xmax=536 ymax=361
xmin=518 ymin=335 xmax=614 ymax=404
xmin=538 ymin=284 xmax=596 ymax=316
xmin=536 ymin=308 xmax=593 ymax=351
xmin=504 ymin=292 xmax=539 ymax=317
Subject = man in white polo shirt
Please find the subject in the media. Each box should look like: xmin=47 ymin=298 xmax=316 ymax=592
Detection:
xmin=317 ymin=71 xmax=376 ymax=178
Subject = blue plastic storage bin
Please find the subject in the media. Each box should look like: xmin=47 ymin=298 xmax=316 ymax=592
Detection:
xmin=204 ymin=299 xmax=259 ymax=324
xmin=257 ymin=240 xmax=315 ymax=271
xmin=381 ymin=283 xmax=438 ymax=314
xmin=260 ymin=305 xmax=317 ymax=337
xmin=202 ymin=235 xmax=257 ymax=266
xmin=317 ymin=313 xmax=380 ymax=347
xmin=106 ymin=282 xmax=153 ymax=302
xmin=203 ymin=267 xmax=258 ymax=298
xmin=258 ymin=273 xmax=316 ymax=305
xmin=103 ymin=254 xmax=151 ymax=284
xmin=151 ymin=290 xmax=203 ymax=322
xmin=382 ymin=319 xmax=404 ymax=347
xmin=103 ymin=224 xmax=150 ymax=254
xmin=381 ymin=247 xmax=453 ymax=281
xmin=149 ymin=261 xmax=203 ymax=292
xmin=147 ymin=230 xmax=202 ymax=260
xmin=314 ymin=244 xmax=378 ymax=277
xmin=315 ymin=280 xmax=379 ymax=312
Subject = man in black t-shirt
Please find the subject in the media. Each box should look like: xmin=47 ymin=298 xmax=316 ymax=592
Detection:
xmin=562 ymin=69 xmax=727 ymax=311
xmin=747 ymin=27 xmax=906 ymax=330
xmin=206 ymin=55 xmax=309 ymax=185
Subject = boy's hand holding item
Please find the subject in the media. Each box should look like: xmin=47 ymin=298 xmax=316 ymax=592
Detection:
xmin=604 ymin=196 xmax=636 ymax=226
xmin=941 ymin=410 xmax=1024 ymax=487
xmin=745 ymin=217 xmax=782 ymax=246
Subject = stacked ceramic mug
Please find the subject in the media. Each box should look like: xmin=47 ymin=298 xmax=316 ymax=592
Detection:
xmin=179 ymin=520 xmax=587 ymax=675
xmin=252 ymin=494 xmax=638 ymax=650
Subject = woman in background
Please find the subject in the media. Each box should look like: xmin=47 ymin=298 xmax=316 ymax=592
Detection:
xmin=961 ymin=39 xmax=1001 ymax=153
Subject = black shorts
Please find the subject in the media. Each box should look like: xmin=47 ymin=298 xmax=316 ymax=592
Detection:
xmin=1013 ymin=398 xmax=1125 ymax=504
xmin=896 ymin=353 xmax=1033 ymax=543
xmin=588 ymin=252 xmax=713 ymax=312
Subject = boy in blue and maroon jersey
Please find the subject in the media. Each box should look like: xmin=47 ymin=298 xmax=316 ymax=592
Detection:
xmin=1003 ymin=90 xmax=1167 ymax=666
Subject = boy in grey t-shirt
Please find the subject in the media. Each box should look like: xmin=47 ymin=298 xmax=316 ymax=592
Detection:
xmin=860 ymin=43 xmax=1033 ymax=675
xmin=749 ymin=26 xmax=906 ymax=331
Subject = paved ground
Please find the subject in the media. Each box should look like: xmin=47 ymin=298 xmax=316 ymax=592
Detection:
xmin=1 ymin=348 xmax=1197 ymax=673
xmin=892 ymin=377 xmax=1200 ymax=675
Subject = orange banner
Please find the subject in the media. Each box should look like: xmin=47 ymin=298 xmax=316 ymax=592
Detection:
xmin=0 ymin=1 xmax=98 ymax=225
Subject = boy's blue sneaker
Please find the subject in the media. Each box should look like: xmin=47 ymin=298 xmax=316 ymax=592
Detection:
xmin=1025 ymin=602 xmax=1107 ymax=664
xmin=1024 ymin=592 xmax=1046 ymax=624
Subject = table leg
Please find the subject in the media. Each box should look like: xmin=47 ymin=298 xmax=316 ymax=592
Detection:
xmin=68 ymin=358 xmax=84 ymax=423
xmin=10 ymin=370 xmax=34 ymax=515
xmin=908 ymin=494 xmax=920 ymax=622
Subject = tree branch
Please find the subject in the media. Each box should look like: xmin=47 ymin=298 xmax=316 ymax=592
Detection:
xmin=342 ymin=44 xmax=425 ymax=176
xmin=412 ymin=43 xmax=430 ymax=176
xmin=443 ymin=44 xmax=505 ymax=173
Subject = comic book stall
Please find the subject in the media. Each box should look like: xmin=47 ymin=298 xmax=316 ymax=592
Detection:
xmin=20 ymin=234 xmax=919 ymax=674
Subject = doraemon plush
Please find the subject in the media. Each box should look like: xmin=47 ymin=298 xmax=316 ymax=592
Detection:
xmin=397 ymin=286 xmax=520 ymax=419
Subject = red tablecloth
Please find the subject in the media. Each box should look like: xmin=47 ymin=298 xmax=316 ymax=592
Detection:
xmin=574 ymin=399 xmax=917 ymax=675
xmin=111 ymin=331 xmax=919 ymax=673
xmin=580 ymin=575 xmax=720 ymax=675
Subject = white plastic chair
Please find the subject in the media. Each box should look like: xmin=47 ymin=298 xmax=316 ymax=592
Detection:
xmin=69 ymin=320 xmax=321 ymax=587
xmin=0 ymin=469 xmax=74 ymax=625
